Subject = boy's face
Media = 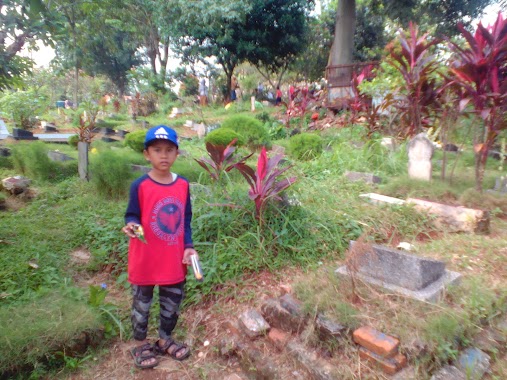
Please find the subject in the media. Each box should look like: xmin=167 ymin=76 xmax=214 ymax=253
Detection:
xmin=143 ymin=140 xmax=178 ymax=172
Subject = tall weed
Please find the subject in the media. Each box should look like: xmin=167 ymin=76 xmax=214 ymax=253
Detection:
xmin=89 ymin=150 xmax=135 ymax=199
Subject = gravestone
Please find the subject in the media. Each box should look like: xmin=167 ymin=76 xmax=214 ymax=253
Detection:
xmin=44 ymin=125 xmax=58 ymax=133
xmin=48 ymin=151 xmax=74 ymax=162
xmin=78 ymin=142 xmax=89 ymax=181
xmin=335 ymin=241 xmax=461 ymax=302
xmin=12 ymin=128 xmax=38 ymax=140
xmin=344 ymin=171 xmax=381 ymax=184
xmin=0 ymin=147 xmax=11 ymax=157
xmin=100 ymin=127 xmax=115 ymax=136
xmin=381 ymin=137 xmax=396 ymax=151
xmin=408 ymin=133 xmax=433 ymax=181
xmin=0 ymin=119 xmax=9 ymax=140
xmin=492 ymin=176 xmax=507 ymax=193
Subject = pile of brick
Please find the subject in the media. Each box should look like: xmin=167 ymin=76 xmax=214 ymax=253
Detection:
xmin=353 ymin=326 xmax=407 ymax=375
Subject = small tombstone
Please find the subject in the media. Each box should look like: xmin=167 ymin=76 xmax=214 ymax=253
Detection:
xmin=408 ymin=133 xmax=434 ymax=181
xmin=335 ymin=241 xmax=461 ymax=302
xmin=195 ymin=123 xmax=206 ymax=139
xmin=251 ymin=96 xmax=256 ymax=112
xmin=101 ymin=127 xmax=115 ymax=136
xmin=48 ymin=151 xmax=74 ymax=162
xmin=12 ymin=128 xmax=38 ymax=140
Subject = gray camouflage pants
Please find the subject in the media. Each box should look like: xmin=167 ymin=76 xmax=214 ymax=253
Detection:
xmin=131 ymin=282 xmax=185 ymax=341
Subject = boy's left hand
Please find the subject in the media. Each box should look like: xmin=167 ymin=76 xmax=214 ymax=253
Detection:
xmin=183 ymin=248 xmax=198 ymax=265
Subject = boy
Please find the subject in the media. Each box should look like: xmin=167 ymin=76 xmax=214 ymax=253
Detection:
xmin=122 ymin=125 xmax=198 ymax=369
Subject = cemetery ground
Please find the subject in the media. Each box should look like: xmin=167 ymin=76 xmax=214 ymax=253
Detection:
xmin=0 ymin=105 xmax=507 ymax=379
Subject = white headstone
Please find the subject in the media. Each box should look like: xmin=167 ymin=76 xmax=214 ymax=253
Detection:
xmin=408 ymin=133 xmax=434 ymax=181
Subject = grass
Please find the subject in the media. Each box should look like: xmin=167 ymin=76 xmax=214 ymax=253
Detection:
xmin=1 ymin=104 xmax=507 ymax=377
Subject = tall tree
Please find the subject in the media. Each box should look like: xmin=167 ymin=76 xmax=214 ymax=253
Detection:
xmin=0 ymin=0 xmax=54 ymax=89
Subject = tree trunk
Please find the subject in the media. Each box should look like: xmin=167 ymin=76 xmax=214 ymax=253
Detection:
xmin=328 ymin=0 xmax=356 ymax=66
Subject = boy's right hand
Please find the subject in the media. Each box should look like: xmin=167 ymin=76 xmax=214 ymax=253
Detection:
xmin=122 ymin=222 xmax=138 ymax=238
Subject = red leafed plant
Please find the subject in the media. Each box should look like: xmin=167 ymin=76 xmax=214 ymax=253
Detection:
xmin=195 ymin=139 xmax=253 ymax=182
xmin=235 ymin=147 xmax=297 ymax=221
xmin=447 ymin=13 xmax=507 ymax=191
xmin=387 ymin=22 xmax=441 ymax=137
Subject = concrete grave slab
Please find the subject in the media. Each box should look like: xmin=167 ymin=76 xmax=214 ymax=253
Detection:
xmin=335 ymin=242 xmax=461 ymax=302
xmin=407 ymin=198 xmax=490 ymax=234
xmin=359 ymin=193 xmax=406 ymax=206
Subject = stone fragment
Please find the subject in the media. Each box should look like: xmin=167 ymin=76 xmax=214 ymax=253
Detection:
xmin=407 ymin=198 xmax=490 ymax=234
xmin=353 ymin=326 xmax=399 ymax=358
xmin=315 ymin=314 xmax=346 ymax=341
xmin=239 ymin=346 xmax=279 ymax=380
xmin=430 ymin=365 xmax=466 ymax=380
xmin=391 ymin=366 xmax=417 ymax=380
xmin=261 ymin=298 xmax=305 ymax=333
xmin=344 ymin=171 xmax=381 ymax=184
xmin=279 ymin=294 xmax=303 ymax=316
xmin=1 ymin=176 xmax=31 ymax=195
xmin=238 ymin=309 xmax=270 ymax=339
xmin=287 ymin=341 xmax=342 ymax=380
xmin=408 ymin=133 xmax=434 ymax=181
xmin=358 ymin=347 xmax=407 ymax=375
xmin=267 ymin=328 xmax=290 ymax=350
xmin=455 ymin=348 xmax=490 ymax=380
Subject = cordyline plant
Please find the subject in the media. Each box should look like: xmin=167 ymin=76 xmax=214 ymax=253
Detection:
xmin=234 ymin=147 xmax=297 ymax=222
xmin=387 ymin=22 xmax=441 ymax=137
xmin=447 ymin=13 xmax=507 ymax=192
xmin=284 ymin=86 xmax=318 ymax=129
xmin=195 ymin=139 xmax=253 ymax=182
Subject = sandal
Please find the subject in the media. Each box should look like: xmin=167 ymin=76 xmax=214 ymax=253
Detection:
xmin=130 ymin=343 xmax=159 ymax=369
xmin=155 ymin=338 xmax=191 ymax=361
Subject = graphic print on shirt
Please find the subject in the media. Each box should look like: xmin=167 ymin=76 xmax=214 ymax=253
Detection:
xmin=150 ymin=196 xmax=184 ymax=245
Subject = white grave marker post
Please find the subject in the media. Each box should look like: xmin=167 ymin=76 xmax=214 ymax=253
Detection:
xmin=408 ymin=133 xmax=434 ymax=181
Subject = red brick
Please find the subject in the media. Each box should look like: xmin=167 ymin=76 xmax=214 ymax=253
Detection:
xmin=358 ymin=347 xmax=407 ymax=375
xmin=268 ymin=328 xmax=290 ymax=350
xmin=353 ymin=326 xmax=399 ymax=358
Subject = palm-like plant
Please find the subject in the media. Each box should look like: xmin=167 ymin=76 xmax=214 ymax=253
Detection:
xmin=387 ymin=22 xmax=441 ymax=137
xmin=447 ymin=13 xmax=507 ymax=191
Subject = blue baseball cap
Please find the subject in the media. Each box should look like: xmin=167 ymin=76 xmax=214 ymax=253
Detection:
xmin=144 ymin=125 xmax=179 ymax=149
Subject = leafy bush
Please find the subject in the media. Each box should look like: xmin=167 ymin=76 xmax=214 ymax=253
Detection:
xmin=68 ymin=134 xmax=79 ymax=148
xmin=288 ymin=133 xmax=323 ymax=160
xmin=11 ymin=142 xmax=56 ymax=181
xmin=0 ymin=155 xmax=13 ymax=169
xmin=124 ymin=130 xmax=146 ymax=153
xmin=255 ymin=111 xmax=272 ymax=123
xmin=204 ymin=128 xmax=245 ymax=147
xmin=89 ymin=150 xmax=135 ymax=199
xmin=220 ymin=115 xmax=271 ymax=149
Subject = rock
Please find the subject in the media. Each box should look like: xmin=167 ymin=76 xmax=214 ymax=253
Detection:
xmin=2 ymin=176 xmax=31 ymax=195
xmin=315 ymin=314 xmax=346 ymax=341
xmin=238 ymin=345 xmax=279 ymax=380
xmin=455 ymin=348 xmax=490 ymax=380
xmin=287 ymin=341 xmax=341 ymax=380
xmin=430 ymin=365 xmax=466 ymax=380
xmin=238 ymin=309 xmax=270 ymax=339
xmin=261 ymin=298 xmax=306 ymax=333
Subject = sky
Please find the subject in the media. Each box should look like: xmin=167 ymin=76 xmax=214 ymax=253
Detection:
xmin=22 ymin=2 xmax=505 ymax=69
